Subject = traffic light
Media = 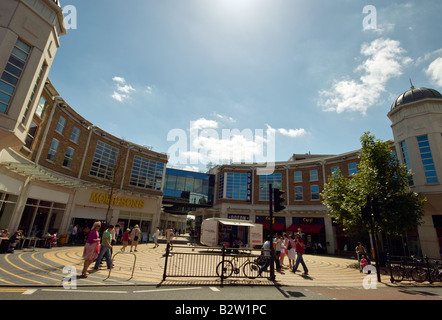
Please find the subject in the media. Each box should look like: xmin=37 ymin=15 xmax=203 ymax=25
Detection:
xmin=273 ymin=188 xmax=286 ymax=212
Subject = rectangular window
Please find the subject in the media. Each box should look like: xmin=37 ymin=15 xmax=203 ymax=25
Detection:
xmin=46 ymin=139 xmax=59 ymax=162
xmin=35 ymin=96 xmax=46 ymax=117
xmin=0 ymin=192 xmax=18 ymax=230
xmin=63 ymin=147 xmax=74 ymax=168
xmin=294 ymin=171 xmax=302 ymax=182
xmin=218 ymin=173 xmax=225 ymax=199
xmin=294 ymin=186 xmax=303 ymax=201
xmin=129 ymin=155 xmax=164 ymax=190
xmin=55 ymin=116 xmax=66 ymax=134
xmin=400 ymin=140 xmax=414 ymax=186
xmin=417 ymin=135 xmax=438 ymax=184
xmin=259 ymin=173 xmax=282 ymax=201
xmin=310 ymin=169 xmax=318 ymax=181
xmin=331 ymin=166 xmax=340 ymax=178
xmin=89 ymin=141 xmax=119 ymax=180
xmin=311 ymin=185 xmax=320 ymax=200
xmin=225 ymin=172 xmax=248 ymax=200
xmin=348 ymin=163 xmax=358 ymax=176
xmin=70 ymin=126 xmax=80 ymax=143
xmin=0 ymin=39 xmax=31 ymax=113
xmin=24 ymin=122 xmax=38 ymax=149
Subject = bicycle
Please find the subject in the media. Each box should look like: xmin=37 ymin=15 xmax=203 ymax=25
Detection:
xmin=216 ymin=250 xmax=260 ymax=279
xmin=390 ymin=256 xmax=427 ymax=283
xmin=428 ymin=260 xmax=442 ymax=283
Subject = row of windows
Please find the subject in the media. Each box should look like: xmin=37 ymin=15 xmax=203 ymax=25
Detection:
xmin=417 ymin=135 xmax=438 ymax=184
xmin=56 ymin=115 xmax=81 ymax=143
xmin=294 ymin=185 xmax=320 ymax=201
xmin=164 ymin=174 xmax=210 ymax=195
xmin=129 ymin=155 xmax=164 ymax=190
xmin=293 ymin=164 xmax=357 ymax=183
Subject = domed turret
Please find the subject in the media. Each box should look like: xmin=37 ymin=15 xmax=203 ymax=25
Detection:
xmin=391 ymin=86 xmax=442 ymax=111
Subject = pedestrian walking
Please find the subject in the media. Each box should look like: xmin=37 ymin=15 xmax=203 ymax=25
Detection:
xmin=166 ymin=228 xmax=174 ymax=251
xmin=273 ymin=234 xmax=282 ymax=271
xmin=93 ymin=225 xmax=114 ymax=271
xmin=280 ymin=233 xmax=289 ymax=268
xmin=355 ymin=242 xmax=368 ymax=271
xmin=121 ymin=228 xmax=130 ymax=252
xmin=292 ymin=232 xmax=308 ymax=275
xmin=130 ymin=224 xmax=141 ymax=252
xmin=153 ymin=227 xmax=160 ymax=248
xmin=81 ymin=221 xmax=101 ymax=278
xmin=258 ymin=236 xmax=272 ymax=276
xmin=287 ymin=233 xmax=297 ymax=269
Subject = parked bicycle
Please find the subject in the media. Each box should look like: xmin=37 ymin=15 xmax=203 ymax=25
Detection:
xmin=390 ymin=256 xmax=427 ymax=283
xmin=428 ymin=260 xmax=442 ymax=283
xmin=216 ymin=250 xmax=260 ymax=279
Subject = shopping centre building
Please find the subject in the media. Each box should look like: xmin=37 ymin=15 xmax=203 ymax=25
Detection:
xmin=0 ymin=0 xmax=441 ymax=257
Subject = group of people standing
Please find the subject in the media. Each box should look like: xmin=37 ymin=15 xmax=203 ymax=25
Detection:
xmin=258 ymin=229 xmax=309 ymax=277
xmin=80 ymin=222 xmax=142 ymax=278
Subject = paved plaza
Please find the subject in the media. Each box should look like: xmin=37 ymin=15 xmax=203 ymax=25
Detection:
xmin=0 ymin=235 xmax=402 ymax=289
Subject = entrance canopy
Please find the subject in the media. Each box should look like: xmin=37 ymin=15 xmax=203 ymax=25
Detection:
xmin=287 ymin=224 xmax=324 ymax=234
xmin=217 ymin=218 xmax=256 ymax=227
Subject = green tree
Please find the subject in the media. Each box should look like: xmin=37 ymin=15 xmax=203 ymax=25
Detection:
xmin=321 ymin=132 xmax=425 ymax=238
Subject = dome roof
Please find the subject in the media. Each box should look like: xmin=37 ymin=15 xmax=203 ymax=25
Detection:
xmin=391 ymin=87 xmax=442 ymax=111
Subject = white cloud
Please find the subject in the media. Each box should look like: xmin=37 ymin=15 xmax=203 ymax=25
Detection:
xmin=111 ymin=76 xmax=136 ymax=102
xmin=426 ymin=57 xmax=442 ymax=87
xmin=190 ymin=118 xmax=219 ymax=130
xmin=319 ymin=38 xmax=412 ymax=115
xmin=277 ymin=128 xmax=306 ymax=138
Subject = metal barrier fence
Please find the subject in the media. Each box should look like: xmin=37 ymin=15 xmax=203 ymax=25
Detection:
xmin=162 ymin=244 xmax=268 ymax=285
xmin=387 ymin=255 xmax=442 ymax=284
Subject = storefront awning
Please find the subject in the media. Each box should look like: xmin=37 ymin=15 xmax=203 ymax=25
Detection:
xmin=259 ymin=222 xmax=285 ymax=231
xmin=287 ymin=224 xmax=324 ymax=233
xmin=0 ymin=162 xmax=103 ymax=189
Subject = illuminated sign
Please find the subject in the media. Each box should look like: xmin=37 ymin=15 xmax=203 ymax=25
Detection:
xmin=89 ymin=192 xmax=145 ymax=209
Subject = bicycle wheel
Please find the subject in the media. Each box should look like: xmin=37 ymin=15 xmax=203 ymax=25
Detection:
xmin=243 ymin=261 xmax=260 ymax=279
xmin=216 ymin=260 xmax=234 ymax=279
xmin=411 ymin=267 xmax=427 ymax=283
xmin=391 ymin=266 xmax=404 ymax=282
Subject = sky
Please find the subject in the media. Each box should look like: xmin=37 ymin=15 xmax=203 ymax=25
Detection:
xmin=49 ymin=0 xmax=442 ymax=172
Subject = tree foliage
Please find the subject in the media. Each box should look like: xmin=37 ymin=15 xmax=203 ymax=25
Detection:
xmin=321 ymin=132 xmax=425 ymax=237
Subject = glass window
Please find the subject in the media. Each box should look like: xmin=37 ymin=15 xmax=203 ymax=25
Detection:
xmin=348 ymin=163 xmax=358 ymax=176
xmin=70 ymin=126 xmax=80 ymax=143
xmin=89 ymin=141 xmax=119 ymax=180
xmin=35 ymin=96 xmax=46 ymax=117
xmin=0 ymin=39 xmax=31 ymax=114
xmin=24 ymin=122 xmax=38 ymax=149
xmin=400 ymin=140 xmax=414 ymax=186
xmin=310 ymin=169 xmax=318 ymax=181
xmin=56 ymin=116 xmax=66 ymax=134
xmin=46 ymin=139 xmax=59 ymax=162
xmin=259 ymin=173 xmax=282 ymax=201
xmin=417 ymin=135 xmax=438 ymax=184
xmin=294 ymin=171 xmax=302 ymax=182
xmin=311 ymin=185 xmax=320 ymax=200
xmin=331 ymin=166 xmax=340 ymax=178
xmin=225 ymin=172 xmax=248 ymax=200
xmin=294 ymin=186 xmax=303 ymax=201
xmin=63 ymin=147 xmax=74 ymax=168
xmin=129 ymin=155 xmax=164 ymax=190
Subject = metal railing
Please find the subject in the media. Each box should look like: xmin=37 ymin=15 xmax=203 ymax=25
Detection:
xmin=162 ymin=244 xmax=268 ymax=285
xmin=387 ymin=254 xmax=442 ymax=284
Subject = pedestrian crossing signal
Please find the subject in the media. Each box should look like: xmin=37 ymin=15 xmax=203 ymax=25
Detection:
xmin=274 ymin=188 xmax=286 ymax=212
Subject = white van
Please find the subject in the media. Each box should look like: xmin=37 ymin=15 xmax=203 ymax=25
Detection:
xmin=200 ymin=218 xmax=263 ymax=248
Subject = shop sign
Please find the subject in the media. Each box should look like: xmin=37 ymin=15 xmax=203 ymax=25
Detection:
xmin=89 ymin=192 xmax=145 ymax=209
xmin=227 ymin=214 xmax=250 ymax=220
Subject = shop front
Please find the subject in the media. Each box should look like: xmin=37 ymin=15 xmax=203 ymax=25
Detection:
xmin=68 ymin=189 xmax=160 ymax=244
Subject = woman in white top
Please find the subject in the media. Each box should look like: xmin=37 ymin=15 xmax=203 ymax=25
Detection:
xmin=130 ymin=225 xmax=141 ymax=252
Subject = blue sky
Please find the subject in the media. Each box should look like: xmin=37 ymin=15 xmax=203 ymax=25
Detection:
xmin=49 ymin=0 xmax=442 ymax=171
